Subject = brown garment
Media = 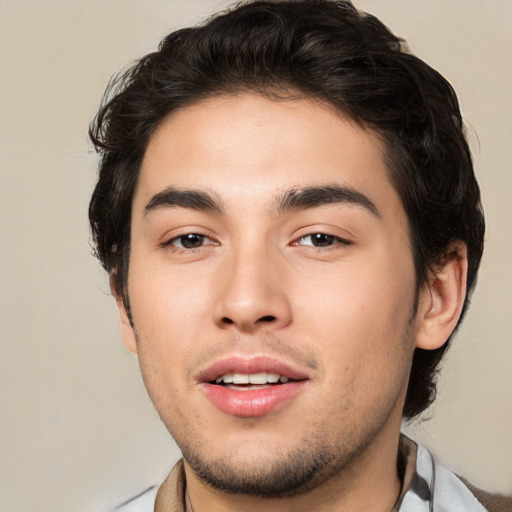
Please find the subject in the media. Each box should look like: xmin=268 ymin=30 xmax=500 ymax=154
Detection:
xmin=462 ymin=479 xmax=512 ymax=512
xmin=154 ymin=460 xmax=186 ymax=512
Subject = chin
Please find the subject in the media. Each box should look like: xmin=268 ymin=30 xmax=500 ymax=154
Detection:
xmin=183 ymin=444 xmax=338 ymax=497
xmin=177 ymin=417 xmax=377 ymax=498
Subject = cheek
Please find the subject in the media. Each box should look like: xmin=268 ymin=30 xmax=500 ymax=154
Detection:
xmin=130 ymin=256 xmax=211 ymax=327
xmin=292 ymin=251 xmax=416 ymax=371
xmin=127 ymin=259 xmax=215 ymax=390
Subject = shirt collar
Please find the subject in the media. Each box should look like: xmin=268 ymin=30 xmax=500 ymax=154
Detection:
xmin=395 ymin=434 xmax=488 ymax=512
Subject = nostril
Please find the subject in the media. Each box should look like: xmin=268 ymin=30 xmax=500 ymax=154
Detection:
xmin=219 ymin=315 xmax=277 ymax=327
xmin=258 ymin=315 xmax=276 ymax=323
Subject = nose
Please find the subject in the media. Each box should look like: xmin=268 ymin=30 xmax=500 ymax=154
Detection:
xmin=213 ymin=245 xmax=292 ymax=333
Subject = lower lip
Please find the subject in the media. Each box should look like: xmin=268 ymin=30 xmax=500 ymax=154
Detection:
xmin=201 ymin=381 xmax=307 ymax=417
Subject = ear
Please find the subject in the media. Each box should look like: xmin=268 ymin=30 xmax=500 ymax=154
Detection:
xmin=415 ymin=242 xmax=468 ymax=350
xmin=110 ymin=273 xmax=138 ymax=354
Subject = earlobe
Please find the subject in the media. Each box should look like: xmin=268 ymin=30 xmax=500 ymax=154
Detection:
xmin=415 ymin=242 xmax=468 ymax=351
xmin=110 ymin=273 xmax=138 ymax=354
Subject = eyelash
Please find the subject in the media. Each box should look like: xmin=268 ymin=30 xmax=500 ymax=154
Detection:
xmin=293 ymin=233 xmax=352 ymax=249
xmin=164 ymin=233 xmax=217 ymax=251
xmin=163 ymin=231 xmax=351 ymax=252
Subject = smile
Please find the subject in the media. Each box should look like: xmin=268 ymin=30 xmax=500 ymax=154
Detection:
xmin=214 ymin=372 xmax=291 ymax=385
xmin=198 ymin=356 xmax=310 ymax=417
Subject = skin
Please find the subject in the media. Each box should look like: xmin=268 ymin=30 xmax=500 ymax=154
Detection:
xmin=114 ymin=94 xmax=467 ymax=512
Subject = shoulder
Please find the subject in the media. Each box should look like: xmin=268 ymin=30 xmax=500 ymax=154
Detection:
xmin=459 ymin=478 xmax=512 ymax=512
xmin=103 ymin=460 xmax=185 ymax=512
xmin=111 ymin=485 xmax=158 ymax=512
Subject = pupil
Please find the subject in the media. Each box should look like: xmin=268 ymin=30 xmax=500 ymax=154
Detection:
xmin=181 ymin=234 xmax=203 ymax=248
xmin=313 ymin=233 xmax=334 ymax=246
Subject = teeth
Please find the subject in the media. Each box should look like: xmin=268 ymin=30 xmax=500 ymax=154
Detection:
xmin=215 ymin=372 xmax=289 ymax=384
xmin=248 ymin=373 xmax=267 ymax=384
xmin=233 ymin=373 xmax=249 ymax=384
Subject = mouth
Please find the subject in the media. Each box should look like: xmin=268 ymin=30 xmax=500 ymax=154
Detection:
xmin=198 ymin=356 xmax=310 ymax=417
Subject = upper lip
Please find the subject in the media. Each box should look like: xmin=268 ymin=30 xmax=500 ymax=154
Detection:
xmin=196 ymin=355 xmax=311 ymax=383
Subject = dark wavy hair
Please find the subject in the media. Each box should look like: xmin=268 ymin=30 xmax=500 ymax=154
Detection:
xmin=89 ymin=0 xmax=485 ymax=419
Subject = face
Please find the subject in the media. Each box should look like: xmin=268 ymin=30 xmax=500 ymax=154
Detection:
xmin=121 ymin=94 xmax=422 ymax=496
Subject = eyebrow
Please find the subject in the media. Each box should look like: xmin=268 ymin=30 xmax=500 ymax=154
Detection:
xmin=143 ymin=184 xmax=380 ymax=218
xmin=144 ymin=187 xmax=224 ymax=215
xmin=276 ymin=185 xmax=380 ymax=217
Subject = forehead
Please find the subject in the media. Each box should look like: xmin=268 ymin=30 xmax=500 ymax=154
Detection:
xmin=135 ymin=93 xmax=401 ymax=219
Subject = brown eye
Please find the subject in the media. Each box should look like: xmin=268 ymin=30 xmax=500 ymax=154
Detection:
xmin=170 ymin=233 xmax=208 ymax=249
xmin=298 ymin=233 xmax=347 ymax=247
xmin=310 ymin=233 xmax=336 ymax=247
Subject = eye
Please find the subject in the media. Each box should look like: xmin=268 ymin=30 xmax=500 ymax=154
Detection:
xmin=296 ymin=233 xmax=350 ymax=248
xmin=167 ymin=233 xmax=215 ymax=249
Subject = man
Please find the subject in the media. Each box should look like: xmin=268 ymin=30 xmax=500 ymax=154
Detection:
xmin=88 ymin=1 xmax=510 ymax=510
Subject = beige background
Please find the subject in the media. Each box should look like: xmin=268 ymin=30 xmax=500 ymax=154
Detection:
xmin=0 ymin=1 xmax=510 ymax=510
